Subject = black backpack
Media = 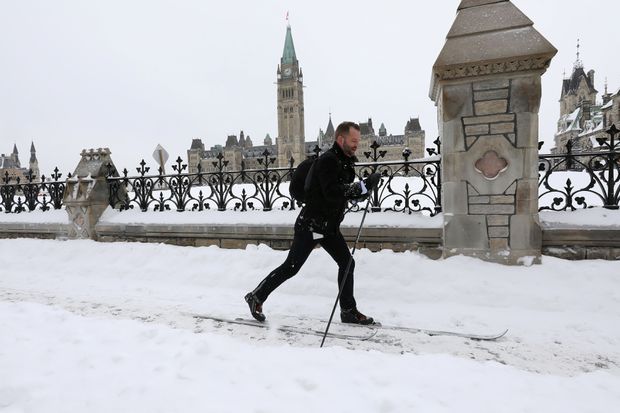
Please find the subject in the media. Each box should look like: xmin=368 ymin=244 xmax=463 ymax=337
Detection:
xmin=289 ymin=157 xmax=317 ymax=203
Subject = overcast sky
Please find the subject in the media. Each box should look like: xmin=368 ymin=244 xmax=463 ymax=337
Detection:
xmin=1 ymin=0 xmax=619 ymax=174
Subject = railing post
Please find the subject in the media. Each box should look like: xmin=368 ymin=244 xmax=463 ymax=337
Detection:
xmin=430 ymin=0 xmax=557 ymax=265
xmin=604 ymin=125 xmax=619 ymax=209
xmin=64 ymin=148 xmax=122 ymax=239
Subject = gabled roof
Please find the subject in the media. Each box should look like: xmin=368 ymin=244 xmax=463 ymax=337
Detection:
xmin=190 ymin=139 xmax=204 ymax=150
xmin=405 ymin=118 xmax=421 ymax=132
xmin=225 ymin=135 xmax=239 ymax=148
xmin=561 ymin=67 xmax=597 ymax=98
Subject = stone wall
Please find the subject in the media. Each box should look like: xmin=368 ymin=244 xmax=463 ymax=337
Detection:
xmin=94 ymin=223 xmax=444 ymax=259
xmin=1 ymin=219 xmax=619 ymax=261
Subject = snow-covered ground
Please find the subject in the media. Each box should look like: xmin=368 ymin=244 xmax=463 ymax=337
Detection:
xmin=1 ymin=238 xmax=619 ymax=412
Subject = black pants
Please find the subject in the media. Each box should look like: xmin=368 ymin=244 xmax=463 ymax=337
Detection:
xmin=252 ymin=218 xmax=357 ymax=310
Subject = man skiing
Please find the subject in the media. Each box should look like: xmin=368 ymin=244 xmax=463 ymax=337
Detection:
xmin=245 ymin=121 xmax=381 ymax=325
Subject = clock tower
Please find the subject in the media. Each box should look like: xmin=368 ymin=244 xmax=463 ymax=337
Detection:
xmin=276 ymin=24 xmax=305 ymax=167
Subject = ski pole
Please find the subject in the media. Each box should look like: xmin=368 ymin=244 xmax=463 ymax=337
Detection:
xmin=320 ymin=197 xmax=372 ymax=348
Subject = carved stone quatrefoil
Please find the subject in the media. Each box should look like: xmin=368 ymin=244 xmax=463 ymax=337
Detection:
xmin=474 ymin=150 xmax=508 ymax=180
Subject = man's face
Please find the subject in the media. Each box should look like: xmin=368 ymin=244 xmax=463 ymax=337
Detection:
xmin=337 ymin=128 xmax=361 ymax=157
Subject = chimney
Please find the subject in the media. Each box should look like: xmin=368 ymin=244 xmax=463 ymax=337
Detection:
xmin=587 ymin=69 xmax=595 ymax=87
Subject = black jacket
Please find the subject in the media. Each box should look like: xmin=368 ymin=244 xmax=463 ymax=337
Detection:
xmin=299 ymin=143 xmax=364 ymax=234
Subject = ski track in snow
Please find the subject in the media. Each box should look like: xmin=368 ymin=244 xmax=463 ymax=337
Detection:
xmin=1 ymin=288 xmax=616 ymax=377
xmin=0 ymin=239 xmax=620 ymax=384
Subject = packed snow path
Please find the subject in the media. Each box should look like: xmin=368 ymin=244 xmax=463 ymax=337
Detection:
xmin=1 ymin=239 xmax=619 ymax=412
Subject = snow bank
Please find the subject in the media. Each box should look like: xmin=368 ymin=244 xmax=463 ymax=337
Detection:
xmin=1 ymin=301 xmax=619 ymax=413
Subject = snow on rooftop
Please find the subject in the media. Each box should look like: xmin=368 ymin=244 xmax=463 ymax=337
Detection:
xmin=601 ymin=99 xmax=613 ymax=110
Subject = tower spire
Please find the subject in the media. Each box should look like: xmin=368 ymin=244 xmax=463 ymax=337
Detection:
xmin=574 ymin=38 xmax=583 ymax=69
xmin=281 ymin=23 xmax=297 ymax=65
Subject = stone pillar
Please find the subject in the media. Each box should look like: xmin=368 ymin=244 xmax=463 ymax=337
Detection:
xmin=64 ymin=148 xmax=122 ymax=240
xmin=430 ymin=0 xmax=557 ymax=264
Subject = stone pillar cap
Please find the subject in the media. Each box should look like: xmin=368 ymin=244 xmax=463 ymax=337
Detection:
xmin=430 ymin=0 xmax=557 ymax=101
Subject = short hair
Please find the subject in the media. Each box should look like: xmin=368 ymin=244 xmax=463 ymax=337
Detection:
xmin=335 ymin=121 xmax=360 ymax=140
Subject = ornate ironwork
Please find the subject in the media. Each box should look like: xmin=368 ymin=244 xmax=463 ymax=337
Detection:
xmin=107 ymin=140 xmax=443 ymax=216
xmin=538 ymin=125 xmax=620 ymax=211
xmin=107 ymin=149 xmax=298 ymax=213
xmin=353 ymin=137 xmax=442 ymax=215
xmin=0 ymin=168 xmax=68 ymax=213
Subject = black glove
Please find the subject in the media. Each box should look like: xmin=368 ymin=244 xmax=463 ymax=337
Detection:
xmin=363 ymin=173 xmax=381 ymax=192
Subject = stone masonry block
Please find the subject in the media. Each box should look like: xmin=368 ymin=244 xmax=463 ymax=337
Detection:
xmin=469 ymin=196 xmax=490 ymax=204
xmin=510 ymin=215 xmax=542 ymax=250
xmin=463 ymin=114 xmax=515 ymax=125
xmin=441 ymin=83 xmax=474 ymax=122
xmin=441 ymin=118 xmax=467 ymax=152
xmin=516 ymin=112 xmax=539 ymax=148
xmin=475 ymin=100 xmax=508 ymax=116
xmin=474 ymin=89 xmax=509 ymax=101
xmin=444 ymin=215 xmax=489 ymax=249
xmin=510 ymin=76 xmax=542 ymax=113
xmin=488 ymin=215 xmax=510 ymax=226
xmin=195 ymin=239 xmax=221 ymax=248
xmin=585 ymin=248 xmax=611 ymax=260
xmin=221 ymin=239 xmax=256 ymax=249
xmin=442 ymin=181 xmax=469 ymax=215
xmin=473 ymin=79 xmax=510 ymax=91
xmin=470 ymin=204 xmax=515 ymax=215
xmin=542 ymin=246 xmax=586 ymax=260
xmin=490 ymin=238 xmax=509 ymax=250
xmin=490 ymin=123 xmax=515 ymax=134
xmin=489 ymin=226 xmax=510 ymax=238
xmin=515 ymin=179 xmax=539 ymax=215
xmin=490 ymin=195 xmax=515 ymax=204
xmin=465 ymin=124 xmax=490 ymax=136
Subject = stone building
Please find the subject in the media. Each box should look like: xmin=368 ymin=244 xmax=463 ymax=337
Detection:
xmin=551 ymin=48 xmax=620 ymax=160
xmin=0 ymin=142 xmax=40 ymax=183
xmin=317 ymin=115 xmax=425 ymax=162
xmin=188 ymin=24 xmax=426 ymax=173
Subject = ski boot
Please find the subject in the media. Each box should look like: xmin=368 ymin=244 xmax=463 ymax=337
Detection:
xmin=340 ymin=307 xmax=375 ymax=325
xmin=244 ymin=292 xmax=266 ymax=322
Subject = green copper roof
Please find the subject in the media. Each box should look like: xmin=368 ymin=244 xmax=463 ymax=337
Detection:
xmin=281 ymin=25 xmax=297 ymax=65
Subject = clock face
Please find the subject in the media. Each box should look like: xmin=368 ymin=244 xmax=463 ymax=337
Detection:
xmin=284 ymin=68 xmax=292 ymax=76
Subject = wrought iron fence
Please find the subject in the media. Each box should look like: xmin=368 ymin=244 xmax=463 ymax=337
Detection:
xmin=538 ymin=124 xmax=620 ymax=211
xmin=0 ymin=168 xmax=68 ymax=213
xmin=6 ymin=125 xmax=617 ymax=216
xmin=107 ymin=138 xmax=443 ymax=216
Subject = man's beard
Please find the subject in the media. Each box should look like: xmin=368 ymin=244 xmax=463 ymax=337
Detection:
xmin=342 ymin=144 xmax=355 ymax=157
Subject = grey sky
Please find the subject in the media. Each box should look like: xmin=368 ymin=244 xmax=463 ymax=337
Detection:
xmin=1 ymin=0 xmax=618 ymax=174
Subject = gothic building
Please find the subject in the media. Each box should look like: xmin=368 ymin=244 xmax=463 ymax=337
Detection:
xmin=552 ymin=46 xmax=620 ymax=158
xmin=188 ymin=24 xmax=426 ymax=173
xmin=317 ymin=115 xmax=425 ymax=162
xmin=0 ymin=142 xmax=40 ymax=183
